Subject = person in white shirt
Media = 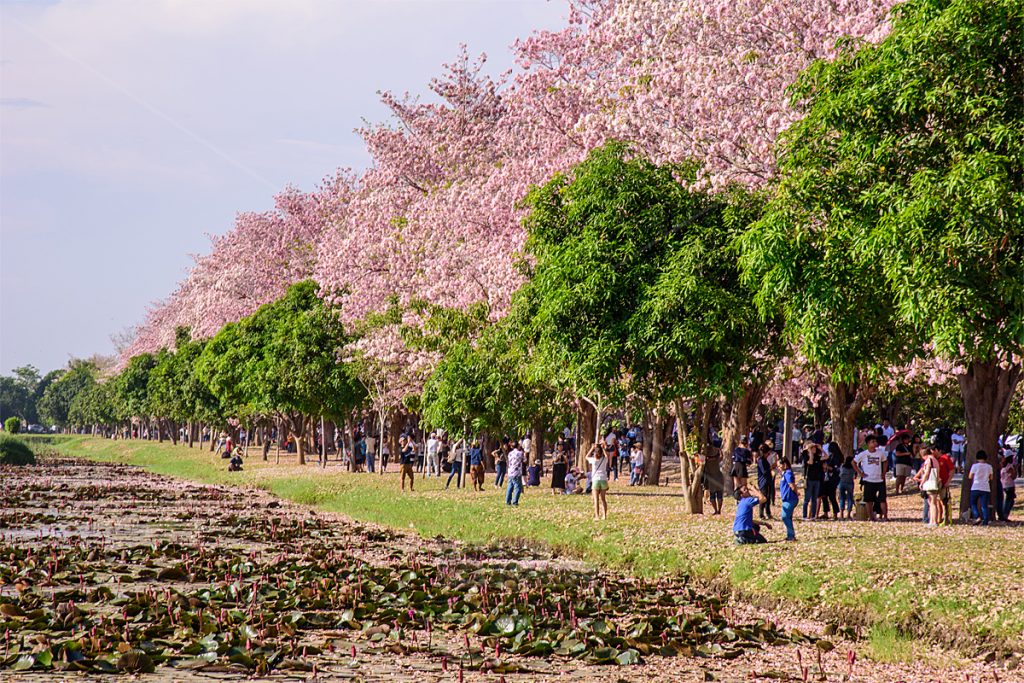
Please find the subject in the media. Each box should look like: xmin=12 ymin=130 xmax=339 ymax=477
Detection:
xmin=585 ymin=444 xmax=610 ymax=520
xmin=425 ymin=433 xmax=440 ymax=478
xmin=629 ymin=443 xmax=644 ymax=486
xmin=968 ymin=449 xmax=994 ymax=525
xmin=854 ymin=435 xmax=888 ymax=521
xmin=950 ymin=428 xmax=966 ymax=471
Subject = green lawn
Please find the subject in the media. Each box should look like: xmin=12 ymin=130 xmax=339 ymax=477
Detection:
xmin=42 ymin=435 xmax=1024 ymax=655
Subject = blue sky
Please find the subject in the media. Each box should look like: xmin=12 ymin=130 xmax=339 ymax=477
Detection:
xmin=0 ymin=0 xmax=568 ymax=374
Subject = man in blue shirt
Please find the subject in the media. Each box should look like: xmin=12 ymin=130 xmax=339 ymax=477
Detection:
xmin=733 ymin=486 xmax=770 ymax=544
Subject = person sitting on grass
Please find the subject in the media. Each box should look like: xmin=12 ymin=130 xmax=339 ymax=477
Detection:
xmin=733 ymin=486 xmax=771 ymax=544
xmin=227 ymin=452 xmax=243 ymax=472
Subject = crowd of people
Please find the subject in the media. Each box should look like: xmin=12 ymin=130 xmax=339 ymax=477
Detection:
xmin=730 ymin=422 xmax=1021 ymax=544
xmin=215 ymin=414 xmax=1021 ymax=540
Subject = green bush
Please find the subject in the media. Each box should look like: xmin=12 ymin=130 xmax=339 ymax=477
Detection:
xmin=4 ymin=416 xmax=21 ymax=434
xmin=0 ymin=434 xmax=36 ymax=465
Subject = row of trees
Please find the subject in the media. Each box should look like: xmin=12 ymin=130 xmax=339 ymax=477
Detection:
xmin=54 ymin=0 xmax=1022 ymax=515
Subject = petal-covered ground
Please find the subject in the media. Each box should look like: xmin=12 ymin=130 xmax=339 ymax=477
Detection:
xmin=1 ymin=456 xmax=1015 ymax=681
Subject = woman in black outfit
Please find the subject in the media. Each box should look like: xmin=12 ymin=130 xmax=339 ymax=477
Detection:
xmin=818 ymin=442 xmax=843 ymax=519
xmin=550 ymin=452 xmax=568 ymax=494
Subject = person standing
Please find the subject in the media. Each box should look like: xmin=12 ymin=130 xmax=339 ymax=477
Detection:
xmin=585 ymin=444 xmax=610 ymax=520
xmin=914 ymin=447 xmax=943 ymax=527
xmin=837 ymin=451 xmax=856 ymax=520
xmin=854 ymin=435 xmax=888 ymax=521
xmin=778 ymin=458 xmax=799 ymax=541
xmin=950 ymin=428 xmax=966 ymax=472
xmin=893 ymin=433 xmax=914 ymax=494
xmin=630 ymin=442 xmax=645 ymax=487
xmin=399 ymin=436 xmax=416 ymax=492
xmin=968 ymin=450 xmax=994 ymax=525
xmin=468 ymin=440 xmax=485 ymax=491
xmin=999 ymin=454 xmax=1018 ymax=521
xmin=802 ymin=443 xmax=824 ymax=520
xmin=445 ymin=437 xmax=463 ymax=490
xmin=756 ymin=446 xmax=774 ymax=520
xmin=426 ymin=432 xmax=440 ymax=478
xmin=365 ymin=433 xmax=377 ymax=473
xmin=936 ymin=449 xmax=955 ymax=525
xmin=703 ymin=447 xmax=724 ymax=515
xmin=505 ymin=443 xmax=525 ymax=506
xmin=493 ymin=441 xmax=508 ymax=488
xmin=550 ymin=452 xmax=568 ymax=495
xmin=731 ymin=435 xmax=752 ymax=491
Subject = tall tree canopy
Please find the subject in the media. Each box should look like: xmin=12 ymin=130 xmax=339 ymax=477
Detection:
xmin=741 ymin=0 xmax=1023 ymax=508
xmin=517 ymin=142 xmax=770 ymax=505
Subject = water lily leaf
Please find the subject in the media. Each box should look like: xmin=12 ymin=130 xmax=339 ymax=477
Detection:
xmin=588 ymin=646 xmax=618 ymax=664
xmin=494 ymin=614 xmax=517 ymax=635
xmin=616 ymin=648 xmax=641 ymax=665
xmin=12 ymin=655 xmax=35 ymax=671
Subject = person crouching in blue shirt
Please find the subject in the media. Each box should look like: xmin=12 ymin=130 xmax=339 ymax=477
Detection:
xmin=733 ymin=485 xmax=771 ymax=544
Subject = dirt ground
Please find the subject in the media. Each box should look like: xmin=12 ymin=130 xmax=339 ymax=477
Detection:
xmin=0 ymin=457 xmax=1016 ymax=682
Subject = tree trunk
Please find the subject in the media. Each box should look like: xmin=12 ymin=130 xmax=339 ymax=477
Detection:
xmin=642 ymin=411 xmax=654 ymax=473
xmin=828 ymin=376 xmax=874 ymax=459
xmin=287 ymin=414 xmax=307 ymax=465
xmin=646 ymin=410 xmax=666 ymax=485
xmin=577 ymin=400 xmax=597 ymax=471
xmin=388 ymin=409 xmax=402 ymax=467
xmin=674 ymin=397 xmax=705 ymax=514
xmin=262 ymin=422 xmax=271 ymax=461
xmin=957 ymin=359 xmax=1021 ymax=516
xmin=720 ymin=383 xmax=765 ymax=495
xmin=325 ymin=420 xmax=336 ymax=458
xmin=168 ymin=420 xmax=178 ymax=446
xmin=530 ymin=420 xmax=543 ymax=466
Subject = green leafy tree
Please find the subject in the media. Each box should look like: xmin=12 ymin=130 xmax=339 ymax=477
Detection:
xmin=111 ymin=353 xmax=157 ymax=433
xmin=743 ymin=0 xmax=1023 ymax=511
xmin=518 ymin=142 xmax=770 ymax=506
xmin=421 ymin=316 xmax=569 ymax=453
xmin=37 ymin=361 xmax=98 ymax=429
xmin=0 ymin=377 xmax=31 ymax=424
xmin=171 ymin=329 xmax=227 ymax=447
xmin=197 ymin=281 xmax=364 ymax=464
xmin=68 ymin=381 xmax=118 ymax=431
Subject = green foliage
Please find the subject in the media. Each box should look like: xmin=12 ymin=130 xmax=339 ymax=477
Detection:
xmin=4 ymin=416 xmax=21 ymax=434
xmin=197 ymin=280 xmax=365 ymax=423
xmin=744 ymin=0 xmax=1023 ymax=369
xmin=0 ymin=434 xmax=36 ymax=465
xmin=37 ymin=361 xmax=98 ymax=428
xmin=518 ymin=142 xmax=769 ymax=405
xmin=111 ymin=354 xmax=157 ymax=423
xmin=68 ymin=381 xmax=117 ymax=428
xmin=421 ymin=317 xmax=568 ymax=435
